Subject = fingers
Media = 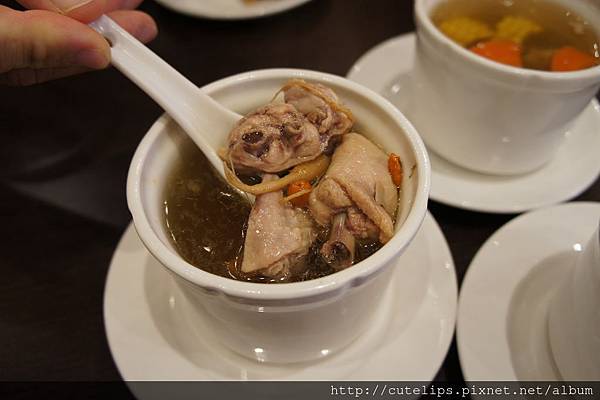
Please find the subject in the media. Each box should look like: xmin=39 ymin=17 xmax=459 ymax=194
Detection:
xmin=0 ymin=66 xmax=93 ymax=86
xmin=0 ymin=8 xmax=110 ymax=73
xmin=107 ymin=9 xmax=157 ymax=43
xmin=13 ymin=0 xmax=156 ymax=45
xmin=0 ymin=6 xmax=158 ymax=85
xmin=16 ymin=0 xmax=145 ymax=23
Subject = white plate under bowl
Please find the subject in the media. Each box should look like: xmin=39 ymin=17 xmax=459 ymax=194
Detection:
xmin=153 ymin=0 xmax=312 ymax=20
xmin=457 ymin=201 xmax=600 ymax=381
xmin=347 ymin=34 xmax=600 ymax=214
xmin=103 ymin=212 xmax=457 ymax=382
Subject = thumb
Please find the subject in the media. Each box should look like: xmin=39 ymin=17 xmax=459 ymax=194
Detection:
xmin=0 ymin=7 xmax=110 ymax=74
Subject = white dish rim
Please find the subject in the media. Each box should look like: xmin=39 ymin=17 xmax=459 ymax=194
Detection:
xmin=456 ymin=201 xmax=600 ymax=381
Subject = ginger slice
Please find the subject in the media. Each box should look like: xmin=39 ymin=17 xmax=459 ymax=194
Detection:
xmin=223 ymin=155 xmax=330 ymax=196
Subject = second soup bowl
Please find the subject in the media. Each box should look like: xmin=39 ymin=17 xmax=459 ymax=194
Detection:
xmin=127 ymin=69 xmax=430 ymax=363
xmin=410 ymin=0 xmax=600 ymax=175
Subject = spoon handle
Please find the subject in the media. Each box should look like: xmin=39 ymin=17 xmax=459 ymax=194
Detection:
xmin=89 ymin=16 xmax=239 ymax=172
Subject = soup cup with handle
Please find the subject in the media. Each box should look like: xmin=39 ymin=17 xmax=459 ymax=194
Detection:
xmin=409 ymin=0 xmax=600 ymax=175
xmin=127 ymin=69 xmax=431 ymax=363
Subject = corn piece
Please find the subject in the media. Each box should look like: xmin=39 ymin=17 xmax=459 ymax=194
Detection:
xmin=438 ymin=17 xmax=494 ymax=46
xmin=495 ymin=16 xmax=542 ymax=44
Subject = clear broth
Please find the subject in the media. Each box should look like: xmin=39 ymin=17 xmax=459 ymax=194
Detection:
xmin=163 ymin=142 xmax=382 ymax=283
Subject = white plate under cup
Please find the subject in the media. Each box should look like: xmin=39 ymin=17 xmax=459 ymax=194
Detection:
xmin=126 ymin=69 xmax=430 ymax=364
xmin=548 ymin=221 xmax=600 ymax=380
xmin=410 ymin=0 xmax=600 ymax=175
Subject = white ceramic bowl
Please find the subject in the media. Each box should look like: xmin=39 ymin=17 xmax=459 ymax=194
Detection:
xmin=127 ymin=69 xmax=430 ymax=363
xmin=410 ymin=0 xmax=600 ymax=175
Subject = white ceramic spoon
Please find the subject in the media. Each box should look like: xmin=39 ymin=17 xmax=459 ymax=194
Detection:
xmin=89 ymin=15 xmax=241 ymax=174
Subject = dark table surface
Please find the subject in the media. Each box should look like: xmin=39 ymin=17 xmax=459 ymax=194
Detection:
xmin=0 ymin=0 xmax=598 ymax=392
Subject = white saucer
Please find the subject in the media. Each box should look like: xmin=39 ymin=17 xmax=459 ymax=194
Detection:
xmin=153 ymin=0 xmax=312 ymax=20
xmin=457 ymin=202 xmax=600 ymax=381
xmin=347 ymin=34 xmax=600 ymax=214
xmin=103 ymin=213 xmax=457 ymax=381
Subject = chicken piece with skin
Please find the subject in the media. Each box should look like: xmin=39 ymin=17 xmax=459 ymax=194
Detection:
xmin=226 ymin=103 xmax=321 ymax=174
xmin=224 ymin=81 xmax=353 ymax=174
xmin=309 ymin=133 xmax=398 ymax=270
xmin=242 ymin=174 xmax=317 ymax=280
xmin=284 ymin=80 xmax=354 ymax=149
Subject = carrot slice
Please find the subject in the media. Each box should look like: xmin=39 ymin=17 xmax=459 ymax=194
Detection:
xmin=388 ymin=153 xmax=403 ymax=187
xmin=469 ymin=40 xmax=523 ymax=67
xmin=551 ymin=47 xmax=598 ymax=72
xmin=287 ymin=180 xmax=312 ymax=207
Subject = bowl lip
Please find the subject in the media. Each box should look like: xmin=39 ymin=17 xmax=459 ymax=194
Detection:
xmin=127 ymin=68 xmax=431 ymax=301
xmin=414 ymin=0 xmax=600 ymax=83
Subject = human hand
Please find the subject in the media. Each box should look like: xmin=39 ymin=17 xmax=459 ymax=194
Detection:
xmin=0 ymin=0 xmax=157 ymax=85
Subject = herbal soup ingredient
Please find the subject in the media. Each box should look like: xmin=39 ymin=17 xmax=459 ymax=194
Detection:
xmin=223 ymin=154 xmax=330 ymax=196
xmin=286 ymin=180 xmax=313 ymax=208
xmin=388 ymin=153 xmax=403 ymax=187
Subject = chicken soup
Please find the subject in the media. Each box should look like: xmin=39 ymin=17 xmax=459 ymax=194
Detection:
xmin=164 ymin=80 xmax=405 ymax=283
